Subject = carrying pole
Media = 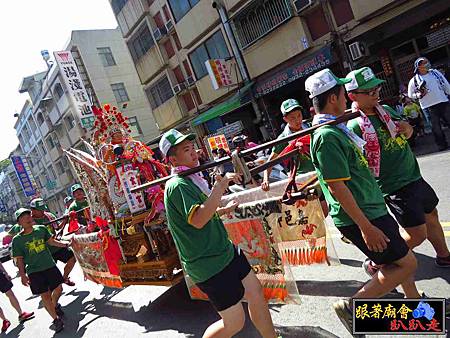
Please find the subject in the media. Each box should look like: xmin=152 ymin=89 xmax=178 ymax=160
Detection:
xmin=131 ymin=110 xmax=359 ymax=192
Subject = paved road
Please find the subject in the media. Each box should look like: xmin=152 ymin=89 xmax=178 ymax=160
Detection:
xmin=0 ymin=150 xmax=448 ymax=338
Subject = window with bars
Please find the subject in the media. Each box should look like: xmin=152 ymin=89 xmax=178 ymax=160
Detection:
xmin=111 ymin=83 xmax=130 ymax=104
xmin=111 ymin=0 xmax=127 ymax=15
xmin=53 ymin=83 xmax=64 ymax=101
xmin=168 ymin=0 xmax=200 ymax=22
xmin=97 ymin=47 xmax=116 ymax=67
xmin=233 ymin=0 xmax=292 ymax=49
xmin=128 ymin=23 xmax=155 ymax=62
xmin=189 ymin=30 xmax=230 ymax=79
xmin=128 ymin=117 xmax=142 ymax=137
xmin=64 ymin=112 xmax=76 ymax=130
xmin=145 ymin=76 xmax=174 ymax=109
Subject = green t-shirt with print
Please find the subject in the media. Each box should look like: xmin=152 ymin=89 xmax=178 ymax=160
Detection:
xmin=164 ymin=176 xmax=234 ymax=284
xmin=347 ymin=105 xmax=421 ymax=195
xmin=12 ymin=225 xmax=56 ymax=275
xmin=311 ymin=126 xmax=387 ymax=227
xmin=68 ymin=200 xmax=90 ymax=226
xmin=272 ymin=123 xmax=315 ymax=174
xmin=33 ymin=212 xmax=62 ymax=254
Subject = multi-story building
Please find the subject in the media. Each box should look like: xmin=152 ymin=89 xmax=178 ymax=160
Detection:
xmin=15 ymin=28 xmax=160 ymax=214
xmin=109 ymin=0 xmax=449 ymax=145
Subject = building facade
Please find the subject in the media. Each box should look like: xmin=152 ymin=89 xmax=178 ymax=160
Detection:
xmin=15 ymin=28 xmax=159 ymax=215
xmin=109 ymin=0 xmax=449 ymax=148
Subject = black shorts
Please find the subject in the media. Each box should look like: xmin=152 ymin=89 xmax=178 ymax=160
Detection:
xmin=196 ymin=247 xmax=252 ymax=312
xmin=29 ymin=266 xmax=64 ymax=295
xmin=52 ymin=247 xmax=74 ymax=263
xmin=338 ymin=214 xmax=409 ymax=265
xmin=0 ymin=271 xmax=13 ymax=293
xmin=385 ymin=178 xmax=439 ymax=228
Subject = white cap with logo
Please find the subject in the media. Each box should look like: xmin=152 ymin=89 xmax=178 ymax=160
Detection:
xmin=305 ymin=68 xmax=351 ymax=98
xmin=159 ymin=129 xmax=196 ymax=158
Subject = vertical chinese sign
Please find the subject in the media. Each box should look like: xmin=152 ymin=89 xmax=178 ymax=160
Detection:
xmin=11 ymin=156 xmax=38 ymax=197
xmin=205 ymin=59 xmax=233 ymax=90
xmin=53 ymin=51 xmax=95 ymax=129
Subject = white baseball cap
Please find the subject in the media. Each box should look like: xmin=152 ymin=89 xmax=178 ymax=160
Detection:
xmin=305 ymin=68 xmax=351 ymax=98
xmin=159 ymin=129 xmax=196 ymax=158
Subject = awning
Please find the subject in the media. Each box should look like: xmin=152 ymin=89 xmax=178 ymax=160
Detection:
xmin=191 ymin=82 xmax=253 ymax=126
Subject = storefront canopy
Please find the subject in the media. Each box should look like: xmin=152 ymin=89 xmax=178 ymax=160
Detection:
xmin=191 ymin=82 xmax=253 ymax=126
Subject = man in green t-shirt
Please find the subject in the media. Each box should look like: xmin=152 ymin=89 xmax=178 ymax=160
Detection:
xmin=262 ymin=99 xmax=315 ymax=190
xmin=305 ymin=68 xmax=420 ymax=335
xmin=12 ymin=208 xmax=71 ymax=333
xmin=30 ymin=198 xmax=76 ymax=288
xmin=160 ymin=129 xmax=277 ymax=338
xmin=345 ymin=67 xmax=450 ymax=269
xmin=67 ymin=184 xmax=90 ymax=226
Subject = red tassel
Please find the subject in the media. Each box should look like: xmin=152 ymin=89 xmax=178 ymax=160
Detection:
xmin=68 ymin=211 xmax=80 ymax=234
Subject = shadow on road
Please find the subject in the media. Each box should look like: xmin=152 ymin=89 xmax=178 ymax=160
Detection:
xmin=3 ymin=322 xmax=25 ymax=338
xmin=296 ymin=280 xmax=364 ymax=298
xmin=339 ymin=258 xmax=363 ymax=268
xmin=415 ymin=252 xmax=450 ymax=284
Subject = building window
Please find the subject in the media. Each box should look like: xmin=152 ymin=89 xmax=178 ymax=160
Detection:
xmin=128 ymin=23 xmax=155 ymax=62
xmin=36 ymin=112 xmax=45 ymax=125
xmin=153 ymin=12 xmax=165 ymax=29
xmin=39 ymin=141 xmax=46 ymax=155
xmin=163 ymin=40 xmax=175 ymax=59
xmin=111 ymin=0 xmax=127 ymax=15
xmin=145 ymin=76 xmax=174 ymax=109
xmin=330 ymin=0 xmax=354 ymax=27
xmin=53 ymin=83 xmax=64 ymax=101
xmin=172 ymin=66 xmax=185 ymax=84
xmin=128 ymin=117 xmax=142 ymax=137
xmin=46 ymin=133 xmax=59 ymax=150
xmin=111 ymin=83 xmax=130 ymax=104
xmin=182 ymin=93 xmax=195 ymax=111
xmin=97 ymin=47 xmax=116 ymax=67
xmin=189 ymin=31 xmax=230 ymax=79
xmin=168 ymin=0 xmax=200 ymax=22
xmin=162 ymin=4 xmax=171 ymax=22
xmin=305 ymin=6 xmax=331 ymax=40
xmin=173 ymin=32 xmax=182 ymax=50
xmin=64 ymin=113 xmax=76 ymax=130
xmin=55 ymin=161 xmax=65 ymax=175
xmin=234 ymin=0 xmax=292 ymax=49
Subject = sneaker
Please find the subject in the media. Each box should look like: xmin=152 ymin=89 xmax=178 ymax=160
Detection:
xmin=52 ymin=317 xmax=64 ymax=333
xmin=362 ymin=258 xmax=379 ymax=277
xmin=18 ymin=311 xmax=35 ymax=322
xmin=435 ymin=254 xmax=450 ymax=267
xmin=55 ymin=303 xmax=65 ymax=317
xmin=64 ymin=277 xmax=75 ymax=286
xmin=1 ymin=320 xmax=11 ymax=333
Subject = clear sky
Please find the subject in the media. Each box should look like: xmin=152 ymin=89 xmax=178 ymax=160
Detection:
xmin=0 ymin=0 xmax=117 ymax=159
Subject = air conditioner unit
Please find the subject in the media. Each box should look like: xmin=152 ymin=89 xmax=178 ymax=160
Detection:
xmin=153 ymin=27 xmax=167 ymax=41
xmin=172 ymin=83 xmax=186 ymax=94
xmin=165 ymin=20 xmax=174 ymax=32
xmin=185 ymin=76 xmax=195 ymax=87
xmin=294 ymin=0 xmax=314 ymax=13
xmin=348 ymin=41 xmax=366 ymax=61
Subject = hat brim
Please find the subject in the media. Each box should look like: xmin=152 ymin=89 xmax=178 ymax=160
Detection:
xmin=356 ymin=77 xmax=385 ymax=90
xmin=282 ymin=105 xmax=302 ymax=116
xmin=31 ymin=205 xmax=48 ymax=211
xmin=336 ymin=77 xmax=352 ymax=86
xmin=173 ymin=133 xmax=196 ymax=146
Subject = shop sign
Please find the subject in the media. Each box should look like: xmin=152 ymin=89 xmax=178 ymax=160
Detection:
xmin=11 ymin=156 xmax=37 ymax=197
xmin=216 ymin=121 xmax=244 ymax=140
xmin=255 ymin=45 xmax=333 ymax=97
xmin=426 ymin=26 xmax=450 ymax=49
xmin=206 ymin=134 xmax=230 ymax=153
xmin=54 ymin=51 xmax=95 ymax=129
xmin=205 ymin=59 xmax=233 ymax=90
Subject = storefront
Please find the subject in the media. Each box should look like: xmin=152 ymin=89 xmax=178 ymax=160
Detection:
xmin=347 ymin=1 xmax=450 ymax=105
xmin=253 ymin=45 xmax=338 ymax=136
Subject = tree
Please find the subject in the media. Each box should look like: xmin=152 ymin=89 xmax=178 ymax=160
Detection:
xmin=0 ymin=159 xmax=12 ymax=173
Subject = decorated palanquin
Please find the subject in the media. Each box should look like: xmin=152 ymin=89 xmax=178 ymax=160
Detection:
xmin=65 ymin=104 xmax=181 ymax=287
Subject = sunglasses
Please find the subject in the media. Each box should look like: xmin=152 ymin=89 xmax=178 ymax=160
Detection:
xmin=353 ymin=86 xmax=381 ymax=96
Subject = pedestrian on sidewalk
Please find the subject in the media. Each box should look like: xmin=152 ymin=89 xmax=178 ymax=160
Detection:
xmin=160 ymin=129 xmax=278 ymax=338
xmin=346 ymin=67 xmax=450 ymax=269
xmin=12 ymin=208 xmax=70 ymax=333
xmin=30 ymin=198 xmax=76 ymax=287
xmin=408 ymin=57 xmax=450 ymax=151
xmin=305 ymin=69 xmax=420 ymax=336
xmin=0 ymin=261 xmax=34 ymax=333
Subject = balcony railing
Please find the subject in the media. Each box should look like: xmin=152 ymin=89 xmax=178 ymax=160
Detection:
xmin=233 ymin=0 xmax=293 ymax=49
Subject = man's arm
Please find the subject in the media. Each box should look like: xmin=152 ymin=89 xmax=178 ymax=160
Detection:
xmin=262 ymin=152 xmax=278 ymax=191
xmin=328 ymin=181 xmax=389 ymax=252
xmin=189 ymin=173 xmax=241 ymax=229
xmin=15 ymin=257 xmax=29 ymax=286
xmin=47 ymin=237 xmax=70 ymax=248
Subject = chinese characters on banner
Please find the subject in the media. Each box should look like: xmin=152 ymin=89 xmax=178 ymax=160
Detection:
xmin=206 ymin=134 xmax=230 ymax=153
xmin=353 ymin=299 xmax=445 ymax=335
xmin=11 ymin=156 xmax=37 ymax=197
xmin=205 ymin=59 xmax=233 ymax=90
xmin=116 ymin=164 xmax=146 ymax=214
xmin=53 ymin=51 xmax=95 ymax=129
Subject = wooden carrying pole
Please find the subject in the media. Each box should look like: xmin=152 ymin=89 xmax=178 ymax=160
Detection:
xmin=131 ymin=110 xmax=359 ymax=193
